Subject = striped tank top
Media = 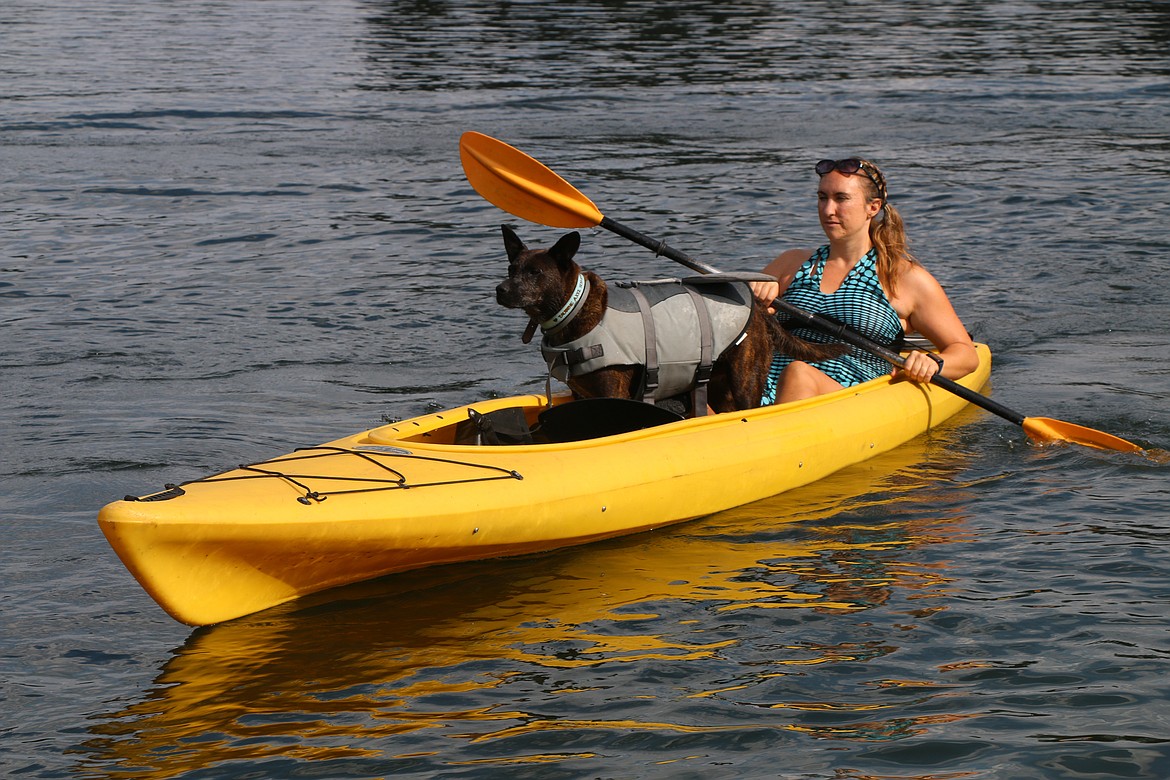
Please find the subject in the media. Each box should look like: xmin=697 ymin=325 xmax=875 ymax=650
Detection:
xmin=760 ymin=245 xmax=904 ymax=405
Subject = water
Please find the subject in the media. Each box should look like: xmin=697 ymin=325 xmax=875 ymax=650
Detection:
xmin=3 ymin=1 xmax=1169 ymax=777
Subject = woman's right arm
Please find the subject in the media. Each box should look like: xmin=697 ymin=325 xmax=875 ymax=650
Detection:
xmin=749 ymin=248 xmax=811 ymax=314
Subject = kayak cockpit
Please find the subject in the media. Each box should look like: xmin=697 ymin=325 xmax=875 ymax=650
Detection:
xmin=367 ymin=395 xmax=685 ymax=447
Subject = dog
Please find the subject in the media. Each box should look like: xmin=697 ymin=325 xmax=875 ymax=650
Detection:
xmin=495 ymin=224 xmax=844 ymax=414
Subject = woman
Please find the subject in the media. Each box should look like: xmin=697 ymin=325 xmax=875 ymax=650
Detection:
xmin=749 ymin=157 xmax=978 ymax=404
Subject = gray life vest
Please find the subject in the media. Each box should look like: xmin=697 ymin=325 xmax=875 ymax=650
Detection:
xmin=540 ymin=274 xmax=767 ymax=408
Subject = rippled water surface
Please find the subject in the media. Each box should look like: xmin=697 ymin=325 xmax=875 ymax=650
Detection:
xmin=3 ymin=1 xmax=1170 ymax=778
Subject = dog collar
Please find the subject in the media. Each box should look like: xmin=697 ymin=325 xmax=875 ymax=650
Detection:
xmin=540 ymin=273 xmax=590 ymax=336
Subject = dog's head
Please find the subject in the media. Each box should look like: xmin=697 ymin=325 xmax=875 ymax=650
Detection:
xmin=496 ymin=224 xmax=582 ymax=312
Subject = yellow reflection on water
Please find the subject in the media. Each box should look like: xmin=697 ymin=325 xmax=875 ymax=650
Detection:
xmin=78 ymin=424 xmax=982 ymax=778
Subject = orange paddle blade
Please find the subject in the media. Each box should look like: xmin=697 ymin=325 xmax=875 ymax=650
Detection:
xmin=1022 ymin=416 xmax=1144 ymax=452
xmin=459 ymin=131 xmax=604 ymax=229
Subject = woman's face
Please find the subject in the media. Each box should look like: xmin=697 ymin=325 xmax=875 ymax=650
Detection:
xmin=817 ymin=171 xmax=883 ymax=241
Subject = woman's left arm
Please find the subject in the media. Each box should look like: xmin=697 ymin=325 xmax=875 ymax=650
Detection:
xmin=898 ymin=266 xmax=979 ymax=382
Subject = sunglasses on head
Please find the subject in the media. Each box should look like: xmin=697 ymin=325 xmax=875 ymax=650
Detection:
xmin=815 ymin=158 xmax=886 ymax=200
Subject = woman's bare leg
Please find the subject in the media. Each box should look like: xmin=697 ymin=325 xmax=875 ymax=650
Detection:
xmin=775 ymin=361 xmax=844 ymax=403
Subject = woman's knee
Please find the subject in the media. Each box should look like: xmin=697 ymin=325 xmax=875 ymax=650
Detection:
xmin=776 ymin=361 xmax=841 ymax=402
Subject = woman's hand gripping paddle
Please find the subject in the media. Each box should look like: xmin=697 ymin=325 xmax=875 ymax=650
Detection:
xmin=459 ymin=131 xmax=1145 ymax=453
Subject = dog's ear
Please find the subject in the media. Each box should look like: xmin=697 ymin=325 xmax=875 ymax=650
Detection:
xmin=501 ymin=224 xmax=526 ymax=261
xmin=550 ymin=231 xmax=581 ymax=270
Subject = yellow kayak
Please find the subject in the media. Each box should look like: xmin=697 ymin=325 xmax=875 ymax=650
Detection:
xmin=98 ymin=344 xmax=991 ymax=626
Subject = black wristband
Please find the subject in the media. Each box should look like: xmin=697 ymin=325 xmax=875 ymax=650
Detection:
xmin=922 ymin=351 xmax=944 ymax=373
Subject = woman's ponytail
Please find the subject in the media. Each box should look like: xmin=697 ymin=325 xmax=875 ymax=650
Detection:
xmin=870 ymin=201 xmax=918 ymax=293
xmin=852 ymin=159 xmax=917 ymax=293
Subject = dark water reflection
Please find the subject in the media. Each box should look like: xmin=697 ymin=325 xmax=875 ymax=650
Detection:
xmin=360 ymin=0 xmax=1170 ymax=91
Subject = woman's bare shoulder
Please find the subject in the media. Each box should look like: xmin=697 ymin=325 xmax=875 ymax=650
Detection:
xmin=899 ymin=261 xmax=950 ymax=299
xmin=777 ymin=247 xmax=814 ymax=265
xmin=763 ymin=247 xmax=815 ymax=278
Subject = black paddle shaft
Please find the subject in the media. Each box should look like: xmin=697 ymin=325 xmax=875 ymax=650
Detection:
xmin=600 ymin=217 xmax=720 ymax=275
xmin=599 ymin=216 xmax=1027 ymax=428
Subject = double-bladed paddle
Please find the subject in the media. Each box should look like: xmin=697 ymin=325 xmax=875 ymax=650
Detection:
xmin=459 ymin=130 xmax=1144 ymax=453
